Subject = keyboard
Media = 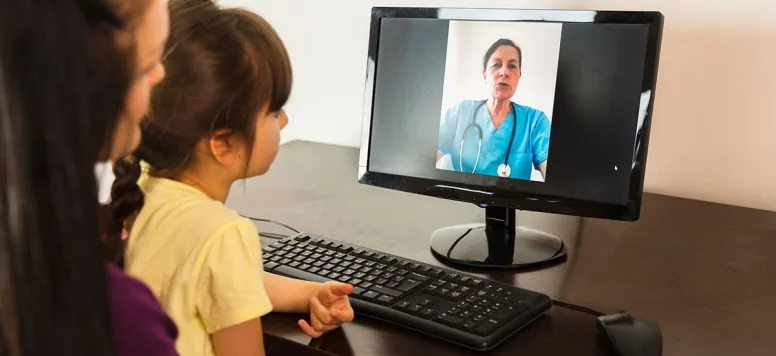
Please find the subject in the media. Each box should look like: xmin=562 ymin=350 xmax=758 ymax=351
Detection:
xmin=261 ymin=233 xmax=552 ymax=352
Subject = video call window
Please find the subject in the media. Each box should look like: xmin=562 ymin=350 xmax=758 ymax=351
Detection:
xmin=435 ymin=21 xmax=562 ymax=183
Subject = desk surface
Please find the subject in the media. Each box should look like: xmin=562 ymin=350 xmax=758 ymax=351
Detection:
xmin=227 ymin=141 xmax=776 ymax=356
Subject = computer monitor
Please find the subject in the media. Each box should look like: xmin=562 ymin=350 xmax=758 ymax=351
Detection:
xmin=357 ymin=7 xmax=663 ymax=270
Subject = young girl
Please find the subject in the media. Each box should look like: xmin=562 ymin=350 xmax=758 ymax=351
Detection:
xmin=105 ymin=1 xmax=354 ymax=355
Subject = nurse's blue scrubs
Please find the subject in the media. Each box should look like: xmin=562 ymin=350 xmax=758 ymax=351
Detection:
xmin=437 ymin=99 xmax=551 ymax=180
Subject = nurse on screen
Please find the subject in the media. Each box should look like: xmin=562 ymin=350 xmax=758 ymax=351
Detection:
xmin=436 ymin=38 xmax=551 ymax=181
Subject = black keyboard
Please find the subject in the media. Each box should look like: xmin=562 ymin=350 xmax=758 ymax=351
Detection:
xmin=261 ymin=233 xmax=551 ymax=352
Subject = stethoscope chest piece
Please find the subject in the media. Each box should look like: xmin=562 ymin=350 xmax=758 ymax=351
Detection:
xmin=497 ymin=163 xmax=511 ymax=177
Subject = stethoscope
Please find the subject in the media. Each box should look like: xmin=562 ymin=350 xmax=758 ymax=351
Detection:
xmin=459 ymin=100 xmax=517 ymax=177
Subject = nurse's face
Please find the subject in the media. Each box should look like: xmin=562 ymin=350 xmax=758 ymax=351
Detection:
xmin=483 ymin=45 xmax=521 ymax=101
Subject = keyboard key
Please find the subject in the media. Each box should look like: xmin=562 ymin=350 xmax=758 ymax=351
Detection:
xmin=264 ymin=262 xmax=279 ymax=271
xmin=371 ymin=285 xmax=402 ymax=298
xmin=386 ymin=281 xmax=400 ymax=289
xmin=409 ymin=273 xmax=430 ymax=282
xmin=396 ymin=279 xmax=422 ymax=293
xmin=395 ymin=301 xmax=411 ymax=310
xmin=419 ymin=308 xmax=436 ymax=319
xmin=438 ymin=313 xmax=465 ymax=327
xmin=428 ymin=268 xmax=444 ymax=277
xmin=295 ymin=235 xmax=311 ymax=242
xmin=376 ymin=295 xmax=395 ymax=305
xmin=362 ymin=291 xmax=379 ymax=300
xmin=352 ymin=287 xmax=365 ymax=296
xmin=359 ymin=281 xmax=374 ymax=289
xmin=423 ymin=285 xmax=438 ymax=294
xmin=407 ymin=304 xmax=422 ymax=313
xmin=418 ymin=299 xmax=433 ymax=307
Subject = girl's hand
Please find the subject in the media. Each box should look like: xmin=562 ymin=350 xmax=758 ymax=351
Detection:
xmin=298 ymin=281 xmax=355 ymax=338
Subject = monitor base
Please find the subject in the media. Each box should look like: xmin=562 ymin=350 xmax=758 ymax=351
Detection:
xmin=429 ymin=206 xmax=567 ymax=270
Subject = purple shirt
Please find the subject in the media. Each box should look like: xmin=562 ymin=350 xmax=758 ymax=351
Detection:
xmin=107 ymin=264 xmax=179 ymax=356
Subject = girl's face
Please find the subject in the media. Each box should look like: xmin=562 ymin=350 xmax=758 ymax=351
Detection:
xmin=109 ymin=0 xmax=169 ymax=161
xmin=244 ymin=107 xmax=289 ymax=177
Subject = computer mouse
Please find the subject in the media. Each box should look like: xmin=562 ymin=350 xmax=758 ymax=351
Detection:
xmin=596 ymin=312 xmax=662 ymax=356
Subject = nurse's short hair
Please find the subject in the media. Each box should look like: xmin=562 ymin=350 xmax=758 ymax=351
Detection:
xmin=483 ymin=38 xmax=522 ymax=71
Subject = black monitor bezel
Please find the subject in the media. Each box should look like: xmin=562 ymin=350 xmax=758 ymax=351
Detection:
xmin=357 ymin=7 xmax=664 ymax=221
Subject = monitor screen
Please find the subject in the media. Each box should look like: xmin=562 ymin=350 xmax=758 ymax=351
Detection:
xmin=359 ymin=8 xmax=663 ymax=220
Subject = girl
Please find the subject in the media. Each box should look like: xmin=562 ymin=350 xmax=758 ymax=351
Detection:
xmin=105 ymin=1 xmax=355 ymax=355
xmin=1 ymin=0 xmax=176 ymax=355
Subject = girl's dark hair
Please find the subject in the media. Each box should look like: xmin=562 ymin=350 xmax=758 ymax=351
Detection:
xmin=0 ymin=0 xmax=147 ymax=354
xmin=483 ymin=38 xmax=523 ymax=71
xmin=105 ymin=0 xmax=293 ymax=267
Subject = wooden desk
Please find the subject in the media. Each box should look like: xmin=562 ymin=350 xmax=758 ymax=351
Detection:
xmin=227 ymin=141 xmax=776 ymax=356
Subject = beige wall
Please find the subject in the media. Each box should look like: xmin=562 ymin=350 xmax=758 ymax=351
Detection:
xmin=204 ymin=0 xmax=776 ymax=211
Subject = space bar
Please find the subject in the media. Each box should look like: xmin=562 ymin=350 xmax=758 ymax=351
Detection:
xmin=272 ymin=265 xmax=333 ymax=284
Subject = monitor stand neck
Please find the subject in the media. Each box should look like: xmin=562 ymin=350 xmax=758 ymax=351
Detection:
xmin=429 ymin=206 xmax=567 ymax=269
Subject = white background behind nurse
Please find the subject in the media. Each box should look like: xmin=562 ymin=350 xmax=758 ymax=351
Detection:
xmin=439 ymin=21 xmax=562 ymax=182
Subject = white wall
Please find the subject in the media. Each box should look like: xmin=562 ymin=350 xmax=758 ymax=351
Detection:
xmin=228 ymin=0 xmax=776 ymax=212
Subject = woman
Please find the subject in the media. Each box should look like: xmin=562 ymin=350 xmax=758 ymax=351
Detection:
xmin=0 ymin=0 xmax=176 ymax=355
xmin=436 ymin=38 xmax=551 ymax=181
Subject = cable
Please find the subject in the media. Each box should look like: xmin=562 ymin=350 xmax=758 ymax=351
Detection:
xmin=240 ymin=214 xmax=300 ymax=234
xmin=551 ymin=299 xmax=605 ymax=317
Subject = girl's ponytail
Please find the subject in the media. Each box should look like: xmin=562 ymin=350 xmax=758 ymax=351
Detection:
xmin=104 ymin=155 xmax=143 ymax=268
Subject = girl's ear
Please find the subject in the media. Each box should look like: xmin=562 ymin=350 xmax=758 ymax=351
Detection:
xmin=208 ymin=129 xmax=240 ymax=166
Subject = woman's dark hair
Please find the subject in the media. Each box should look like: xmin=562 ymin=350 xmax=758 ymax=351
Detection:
xmin=482 ymin=38 xmax=522 ymax=71
xmin=105 ymin=0 xmax=292 ymax=266
xmin=0 ymin=0 xmax=147 ymax=354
